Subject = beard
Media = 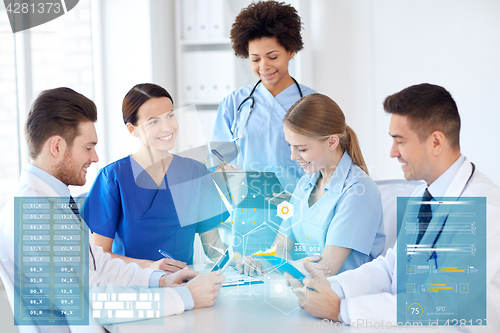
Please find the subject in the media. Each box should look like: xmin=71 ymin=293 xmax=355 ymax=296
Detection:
xmin=54 ymin=148 xmax=86 ymax=186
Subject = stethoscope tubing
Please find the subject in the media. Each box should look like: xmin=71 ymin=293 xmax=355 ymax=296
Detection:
xmin=425 ymin=163 xmax=476 ymax=266
xmin=231 ymin=77 xmax=303 ymax=142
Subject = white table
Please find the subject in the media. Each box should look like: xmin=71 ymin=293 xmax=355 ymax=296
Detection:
xmin=110 ymin=266 xmax=473 ymax=333
xmin=112 ymin=277 xmax=347 ymax=333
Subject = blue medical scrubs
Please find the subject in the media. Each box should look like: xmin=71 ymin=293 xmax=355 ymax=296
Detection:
xmin=212 ymin=82 xmax=316 ymax=255
xmin=83 ymin=155 xmax=229 ymax=264
xmin=279 ymin=152 xmax=386 ymax=273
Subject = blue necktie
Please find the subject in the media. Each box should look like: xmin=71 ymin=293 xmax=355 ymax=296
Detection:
xmin=69 ymin=195 xmax=81 ymax=219
xmin=416 ymin=188 xmax=433 ymax=244
xmin=69 ymin=196 xmax=96 ymax=270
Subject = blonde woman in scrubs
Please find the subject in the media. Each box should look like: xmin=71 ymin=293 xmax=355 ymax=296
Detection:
xmin=246 ymin=94 xmax=385 ymax=277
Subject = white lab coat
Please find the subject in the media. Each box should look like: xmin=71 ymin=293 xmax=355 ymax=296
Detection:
xmin=0 ymin=170 xmax=187 ymax=333
xmin=331 ymin=158 xmax=500 ymax=328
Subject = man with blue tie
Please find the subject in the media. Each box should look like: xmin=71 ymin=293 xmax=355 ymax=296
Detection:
xmin=289 ymin=83 xmax=500 ymax=327
xmin=0 ymin=87 xmax=224 ymax=332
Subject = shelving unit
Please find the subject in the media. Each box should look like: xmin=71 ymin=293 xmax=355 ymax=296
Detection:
xmin=173 ymin=0 xmax=240 ymax=152
xmin=179 ymin=39 xmax=231 ymax=46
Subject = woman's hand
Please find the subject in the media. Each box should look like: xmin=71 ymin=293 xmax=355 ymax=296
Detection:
xmin=265 ymin=191 xmax=292 ymax=206
xmin=214 ymin=163 xmax=238 ymax=172
xmin=150 ymin=258 xmax=187 ymax=273
xmin=235 ymin=254 xmax=266 ymax=277
xmin=290 ymin=256 xmax=323 ymax=276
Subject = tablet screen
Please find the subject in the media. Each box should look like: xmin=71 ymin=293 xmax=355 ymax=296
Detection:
xmin=211 ymin=246 xmax=234 ymax=272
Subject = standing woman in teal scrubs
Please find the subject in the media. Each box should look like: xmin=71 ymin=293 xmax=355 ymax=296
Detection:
xmin=84 ymin=84 xmax=229 ymax=272
xmin=212 ymin=1 xmax=316 ymax=260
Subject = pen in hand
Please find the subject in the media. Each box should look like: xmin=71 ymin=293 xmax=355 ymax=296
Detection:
xmin=212 ymin=149 xmax=230 ymax=170
xmin=159 ymin=249 xmax=174 ymax=260
xmin=157 ymin=249 xmax=188 ymax=273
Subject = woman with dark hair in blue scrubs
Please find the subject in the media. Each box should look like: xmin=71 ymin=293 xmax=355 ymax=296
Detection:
xmin=83 ymin=83 xmax=229 ymax=272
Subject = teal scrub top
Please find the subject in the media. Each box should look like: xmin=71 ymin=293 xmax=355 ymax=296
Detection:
xmin=212 ymin=81 xmax=316 ymax=193
xmin=279 ymin=152 xmax=386 ymax=273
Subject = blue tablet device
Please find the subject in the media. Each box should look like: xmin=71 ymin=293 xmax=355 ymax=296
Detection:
xmin=254 ymin=255 xmax=306 ymax=282
xmin=275 ymin=260 xmax=306 ymax=282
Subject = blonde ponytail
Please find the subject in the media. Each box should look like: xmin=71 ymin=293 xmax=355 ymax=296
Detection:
xmin=284 ymin=93 xmax=369 ymax=175
xmin=341 ymin=125 xmax=368 ymax=175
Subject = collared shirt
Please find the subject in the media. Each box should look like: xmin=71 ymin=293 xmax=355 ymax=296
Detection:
xmin=427 ymin=155 xmax=465 ymax=198
xmin=24 ymin=164 xmax=194 ymax=310
xmin=26 ymin=163 xmax=70 ymax=197
xmin=278 ymin=152 xmax=385 ymax=273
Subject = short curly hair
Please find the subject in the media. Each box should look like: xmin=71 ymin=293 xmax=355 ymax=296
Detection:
xmin=230 ymin=1 xmax=303 ymax=58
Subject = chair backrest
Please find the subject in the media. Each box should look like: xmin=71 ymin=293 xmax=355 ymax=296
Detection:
xmin=376 ymin=179 xmax=424 ymax=255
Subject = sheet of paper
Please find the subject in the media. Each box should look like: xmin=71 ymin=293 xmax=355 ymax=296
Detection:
xmin=199 ymin=266 xmax=263 ymax=286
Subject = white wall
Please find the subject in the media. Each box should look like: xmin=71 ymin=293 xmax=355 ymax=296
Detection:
xmin=307 ymin=0 xmax=500 ymax=186
xmin=150 ymin=0 xmax=177 ymax=99
xmin=95 ymin=0 xmax=174 ymax=168
xmin=96 ymin=0 xmax=151 ymax=166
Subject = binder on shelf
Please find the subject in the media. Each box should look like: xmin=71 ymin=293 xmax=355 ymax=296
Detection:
xmin=182 ymin=52 xmax=197 ymax=101
xmin=181 ymin=0 xmax=196 ymax=40
xmin=182 ymin=51 xmax=235 ymax=104
xmin=209 ymin=51 xmax=235 ymax=102
xmin=195 ymin=52 xmax=210 ymax=101
xmin=209 ymin=0 xmax=225 ymax=39
xmin=195 ymin=0 xmax=210 ymax=40
xmin=221 ymin=51 xmax=235 ymax=98
xmin=208 ymin=51 xmax=221 ymax=102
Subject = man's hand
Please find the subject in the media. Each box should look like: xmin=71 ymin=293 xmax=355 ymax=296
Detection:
xmin=290 ymin=261 xmax=341 ymax=321
xmin=186 ymin=271 xmax=225 ymax=308
xmin=150 ymin=258 xmax=187 ymax=273
xmin=159 ymin=267 xmax=198 ymax=287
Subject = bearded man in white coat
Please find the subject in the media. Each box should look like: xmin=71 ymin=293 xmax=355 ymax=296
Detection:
xmin=290 ymin=83 xmax=500 ymax=329
xmin=0 ymin=87 xmax=224 ymax=332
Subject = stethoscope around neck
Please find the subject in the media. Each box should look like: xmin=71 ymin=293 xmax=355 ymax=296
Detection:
xmin=230 ymin=77 xmax=303 ymax=142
